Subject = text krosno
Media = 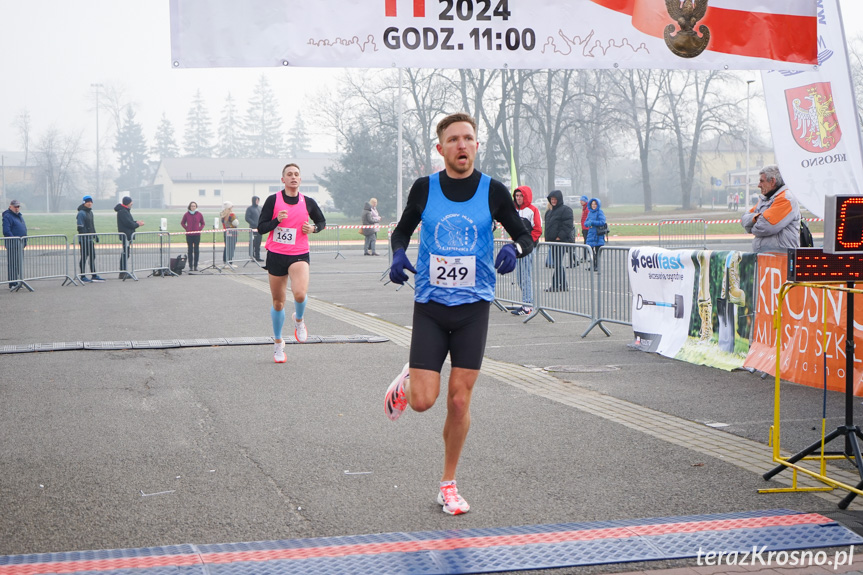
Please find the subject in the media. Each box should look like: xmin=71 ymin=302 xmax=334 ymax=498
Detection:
xmin=801 ymin=153 xmax=846 ymax=168
xmin=697 ymin=546 xmax=854 ymax=569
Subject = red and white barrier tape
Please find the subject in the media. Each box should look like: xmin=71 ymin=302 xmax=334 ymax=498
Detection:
xmin=611 ymin=217 xmax=823 ymax=226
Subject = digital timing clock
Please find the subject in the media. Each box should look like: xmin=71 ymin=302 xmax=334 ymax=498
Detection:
xmin=824 ymin=195 xmax=863 ymax=254
xmin=787 ymin=248 xmax=863 ymax=282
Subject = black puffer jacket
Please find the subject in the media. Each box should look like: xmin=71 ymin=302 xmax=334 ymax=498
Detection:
xmin=115 ymin=203 xmax=140 ymax=240
xmin=544 ymin=190 xmax=575 ymax=243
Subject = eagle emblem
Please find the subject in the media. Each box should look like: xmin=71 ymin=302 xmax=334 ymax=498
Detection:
xmin=785 ymin=82 xmax=842 ymax=153
xmin=664 ymin=0 xmax=710 ymax=58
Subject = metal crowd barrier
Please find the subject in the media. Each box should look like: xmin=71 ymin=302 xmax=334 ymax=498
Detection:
xmin=308 ymin=226 xmax=346 ymax=259
xmin=492 ymin=239 xmax=593 ymax=323
xmin=492 ymin=240 xmax=635 ymax=336
xmin=196 ymin=228 xmax=229 ymax=273
xmin=493 ymin=238 xmax=530 ymax=311
xmin=130 ymin=231 xmax=174 ymax=279
xmin=2 ymin=235 xmax=76 ymax=292
xmin=224 ymin=227 xmax=257 ymax=269
xmin=657 ymin=219 xmax=707 ymax=249
xmin=73 ymin=233 xmax=129 ymax=282
xmin=581 ymin=246 xmax=634 ymax=337
xmin=525 ymin=241 xmax=596 ymax=324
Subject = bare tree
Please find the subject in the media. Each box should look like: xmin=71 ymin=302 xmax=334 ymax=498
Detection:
xmin=454 ymin=69 xmax=509 ymax=180
xmin=659 ymin=70 xmax=743 ymax=209
xmin=610 ymin=69 xmax=669 ymax=212
xmin=34 ymin=127 xmax=83 ymax=212
xmin=570 ymin=71 xmax=622 ymax=202
xmin=520 ymin=69 xmax=582 ymax=192
xmin=402 ymin=68 xmax=453 ymax=175
xmin=13 ymin=110 xmax=32 ymax=167
xmin=100 ymin=84 xmax=132 ymax=136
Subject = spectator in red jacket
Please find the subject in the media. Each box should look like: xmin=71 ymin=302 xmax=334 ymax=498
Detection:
xmin=512 ymin=185 xmax=542 ymax=315
xmin=579 ymin=195 xmax=589 ymax=241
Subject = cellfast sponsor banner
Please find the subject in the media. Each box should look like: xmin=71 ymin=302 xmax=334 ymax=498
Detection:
xmin=629 ymin=247 xmax=696 ymax=357
xmin=743 ymin=252 xmax=863 ymax=395
xmin=761 ymin=0 xmax=863 ymax=218
xmin=169 ymin=0 xmax=817 ymax=70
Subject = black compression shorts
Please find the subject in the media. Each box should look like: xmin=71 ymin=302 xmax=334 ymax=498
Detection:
xmin=409 ymin=300 xmax=491 ymax=372
xmin=264 ymin=251 xmax=310 ymax=276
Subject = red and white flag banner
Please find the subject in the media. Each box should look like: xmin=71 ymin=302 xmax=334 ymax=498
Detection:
xmin=590 ymin=0 xmax=816 ymax=64
xmin=762 ymin=0 xmax=863 ymax=218
xmin=170 ymin=0 xmax=817 ymax=70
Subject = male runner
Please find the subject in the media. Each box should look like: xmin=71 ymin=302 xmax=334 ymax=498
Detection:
xmin=385 ymin=112 xmax=533 ymax=515
xmin=257 ymin=163 xmax=326 ymax=363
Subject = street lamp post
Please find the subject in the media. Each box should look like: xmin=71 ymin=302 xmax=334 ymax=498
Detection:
xmin=745 ymin=79 xmax=754 ymax=208
xmin=91 ymin=83 xmax=103 ymax=200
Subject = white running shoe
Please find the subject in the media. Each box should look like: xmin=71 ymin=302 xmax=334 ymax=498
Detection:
xmin=292 ymin=313 xmax=307 ymax=343
xmin=273 ymin=341 xmax=286 ymax=363
xmin=437 ymin=483 xmax=470 ymax=515
xmin=384 ymin=363 xmax=410 ymax=421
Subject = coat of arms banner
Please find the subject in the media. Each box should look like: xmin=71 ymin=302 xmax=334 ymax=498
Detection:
xmin=762 ymin=0 xmax=863 ymax=218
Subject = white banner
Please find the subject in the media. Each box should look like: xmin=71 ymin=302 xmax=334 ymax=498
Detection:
xmin=170 ymin=0 xmax=817 ymax=70
xmin=628 ymin=247 xmax=697 ymax=358
xmin=762 ymin=0 xmax=863 ymax=218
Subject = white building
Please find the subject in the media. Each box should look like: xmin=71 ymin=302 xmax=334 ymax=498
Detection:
xmin=151 ymin=154 xmax=338 ymax=209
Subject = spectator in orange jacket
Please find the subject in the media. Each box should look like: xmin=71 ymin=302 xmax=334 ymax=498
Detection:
xmin=741 ymin=164 xmax=800 ymax=253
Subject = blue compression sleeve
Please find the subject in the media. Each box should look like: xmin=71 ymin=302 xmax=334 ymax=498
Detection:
xmin=294 ymin=299 xmax=307 ymax=321
xmin=271 ymin=307 xmax=285 ymax=340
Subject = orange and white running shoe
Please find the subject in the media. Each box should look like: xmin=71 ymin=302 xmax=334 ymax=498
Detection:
xmin=437 ymin=482 xmax=470 ymax=515
xmin=384 ymin=363 xmax=410 ymax=421
xmin=273 ymin=341 xmax=286 ymax=363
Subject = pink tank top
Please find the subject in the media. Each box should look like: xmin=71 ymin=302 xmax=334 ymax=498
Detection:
xmin=264 ymin=192 xmax=311 ymax=255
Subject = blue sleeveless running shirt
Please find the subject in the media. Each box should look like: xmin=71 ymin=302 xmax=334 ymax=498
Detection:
xmin=414 ymin=171 xmax=495 ymax=305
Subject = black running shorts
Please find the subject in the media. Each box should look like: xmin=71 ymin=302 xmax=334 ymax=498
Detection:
xmin=409 ymin=300 xmax=491 ymax=372
xmin=264 ymin=251 xmax=310 ymax=276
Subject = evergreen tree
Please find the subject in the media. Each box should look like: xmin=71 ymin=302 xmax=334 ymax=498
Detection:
xmin=114 ymin=107 xmax=150 ymax=192
xmin=318 ymin=122 xmax=398 ymax=218
xmin=217 ymin=93 xmax=245 ymax=158
xmin=152 ymin=112 xmax=180 ymax=159
xmin=243 ymin=75 xmax=284 ymax=157
xmin=183 ymin=89 xmax=214 ymax=157
xmin=286 ymin=111 xmax=311 ymax=157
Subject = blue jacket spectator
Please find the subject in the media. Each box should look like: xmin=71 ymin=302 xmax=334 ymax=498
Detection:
xmin=3 ymin=199 xmax=27 ymax=289
xmin=583 ymin=197 xmax=606 ymax=247
xmin=3 ymin=200 xmax=27 ymax=238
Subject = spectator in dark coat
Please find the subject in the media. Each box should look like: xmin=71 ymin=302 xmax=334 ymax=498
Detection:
xmin=245 ymin=196 xmax=263 ymax=262
xmin=115 ymin=197 xmax=144 ymax=278
xmin=544 ymin=190 xmax=574 ymax=291
xmin=76 ymin=195 xmax=106 ymax=282
xmin=2 ymin=199 xmax=27 ymax=290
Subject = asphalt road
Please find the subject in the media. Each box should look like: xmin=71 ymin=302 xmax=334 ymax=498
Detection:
xmin=0 ymin=244 xmax=854 ymax=574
